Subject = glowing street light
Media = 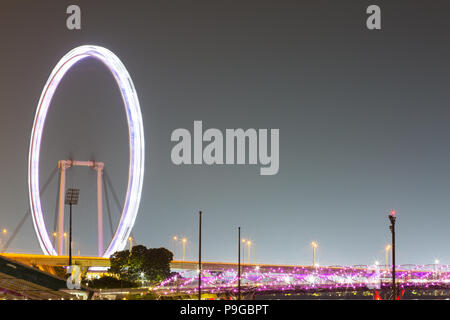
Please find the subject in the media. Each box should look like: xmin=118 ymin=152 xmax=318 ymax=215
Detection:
xmin=247 ymin=240 xmax=252 ymax=264
xmin=434 ymin=259 xmax=440 ymax=279
xmin=128 ymin=236 xmax=133 ymax=253
xmin=0 ymin=228 xmax=7 ymax=252
xmin=241 ymin=238 xmax=247 ymax=265
xmin=385 ymin=244 xmax=391 ymax=270
xmin=182 ymin=238 xmax=187 ymax=261
xmin=172 ymin=236 xmax=188 ymax=260
xmin=311 ymin=241 xmax=318 ymax=267
xmin=63 ymin=232 xmax=68 ymax=256
xmin=172 ymin=236 xmax=179 ymax=259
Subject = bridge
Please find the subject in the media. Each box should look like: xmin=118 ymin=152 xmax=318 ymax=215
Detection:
xmin=2 ymin=252 xmax=450 ymax=299
xmin=155 ymin=262 xmax=450 ymax=300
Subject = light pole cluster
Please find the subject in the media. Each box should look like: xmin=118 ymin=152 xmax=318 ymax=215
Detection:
xmin=52 ymin=231 xmax=68 ymax=255
xmin=172 ymin=236 xmax=188 ymax=260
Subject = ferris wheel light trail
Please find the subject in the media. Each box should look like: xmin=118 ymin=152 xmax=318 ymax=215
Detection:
xmin=28 ymin=45 xmax=145 ymax=257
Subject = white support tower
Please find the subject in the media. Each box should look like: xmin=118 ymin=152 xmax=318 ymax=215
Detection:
xmin=57 ymin=160 xmax=105 ymax=257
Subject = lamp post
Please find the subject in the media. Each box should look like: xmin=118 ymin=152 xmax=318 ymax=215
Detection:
xmin=388 ymin=209 xmax=397 ymax=300
xmin=172 ymin=236 xmax=178 ymax=259
xmin=198 ymin=211 xmax=202 ymax=300
xmin=311 ymin=241 xmax=318 ymax=267
xmin=434 ymin=259 xmax=440 ymax=280
xmin=65 ymin=188 xmax=80 ymax=267
xmin=64 ymin=232 xmax=68 ymax=256
xmin=182 ymin=238 xmax=187 ymax=261
xmin=247 ymin=240 xmax=252 ymax=264
xmin=385 ymin=244 xmax=391 ymax=271
xmin=128 ymin=236 xmax=133 ymax=253
xmin=0 ymin=228 xmax=7 ymax=252
xmin=242 ymin=238 xmax=246 ymax=266
xmin=238 ymin=227 xmax=241 ymax=300
xmin=52 ymin=231 xmax=57 ymax=248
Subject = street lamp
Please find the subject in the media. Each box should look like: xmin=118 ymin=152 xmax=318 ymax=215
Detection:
xmin=128 ymin=236 xmax=133 ymax=253
xmin=0 ymin=228 xmax=6 ymax=252
xmin=385 ymin=244 xmax=391 ymax=270
xmin=435 ymin=259 xmax=440 ymax=279
xmin=172 ymin=236 xmax=178 ymax=259
xmin=241 ymin=238 xmax=247 ymax=265
xmin=52 ymin=231 xmax=57 ymax=247
xmin=65 ymin=188 xmax=80 ymax=267
xmin=388 ymin=209 xmax=397 ymax=300
xmin=238 ymin=227 xmax=241 ymax=300
xmin=198 ymin=211 xmax=202 ymax=301
xmin=311 ymin=241 xmax=318 ymax=267
xmin=182 ymin=238 xmax=187 ymax=261
xmin=247 ymin=240 xmax=252 ymax=264
xmin=63 ymin=232 xmax=68 ymax=256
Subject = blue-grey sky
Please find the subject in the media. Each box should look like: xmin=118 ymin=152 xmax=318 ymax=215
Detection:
xmin=1 ymin=1 xmax=450 ymax=266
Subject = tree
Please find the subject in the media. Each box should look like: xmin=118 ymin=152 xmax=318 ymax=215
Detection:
xmin=87 ymin=276 xmax=138 ymax=289
xmin=142 ymin=247 xmax=173 ymax=282
xmin=109 ymin=245 xmax=173 ymax=284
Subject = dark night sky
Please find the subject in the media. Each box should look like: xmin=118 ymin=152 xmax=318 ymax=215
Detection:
xmin=1 ymin=1 xmax=450 ymax=266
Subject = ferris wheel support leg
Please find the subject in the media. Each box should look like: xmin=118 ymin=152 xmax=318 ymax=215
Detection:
xmin=95 ymin=163 xmax=104 ymax=257
xmin=57 ymin=160 xmax=68 ymax=256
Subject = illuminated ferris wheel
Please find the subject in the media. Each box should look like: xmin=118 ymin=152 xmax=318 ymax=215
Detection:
xmin=28 ymin=45 xmax=145 ymax=258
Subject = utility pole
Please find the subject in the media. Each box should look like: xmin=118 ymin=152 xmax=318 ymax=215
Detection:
xmin=69 ymin=202 xmax=72 ymax=266
xmin=198 ymin=211 xmax=202 ymax=300
xmin=388 ymin=209 xmax=397 ymax=300
xmin=65 ymin=188 xmax=79 ymax=267
xmin=238 ymin=227 xmax=241 ymax=300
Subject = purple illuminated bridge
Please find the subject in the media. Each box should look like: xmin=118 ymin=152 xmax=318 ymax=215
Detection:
xmin=154 ymin=261 xmax=450 ymax=298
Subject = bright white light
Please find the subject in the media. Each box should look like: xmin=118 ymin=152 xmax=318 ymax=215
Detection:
xmin=88 ymin=266 xmax=109 ymax=272
xmin=284 ymin=276 xmax=292 ymax=284
xmin=28 ymin=45 xmax=145 ymax=257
